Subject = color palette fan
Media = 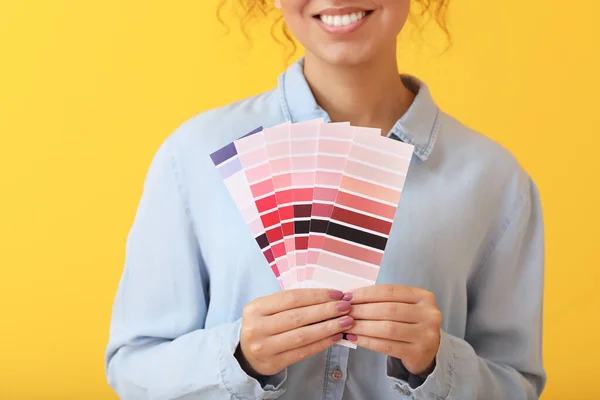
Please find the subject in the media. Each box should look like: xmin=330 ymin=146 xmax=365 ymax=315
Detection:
xmin=210 ymin=120 xmax=414 ymax=347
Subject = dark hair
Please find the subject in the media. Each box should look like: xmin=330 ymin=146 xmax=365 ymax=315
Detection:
xmin=217 ymin=0 xmax=450 ymax=60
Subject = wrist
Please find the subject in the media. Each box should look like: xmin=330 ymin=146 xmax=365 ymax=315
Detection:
xmin=414 ymin=359 xmax=435 ymax=379
xmin=405 ymin=357 xmax=436 ymax=376
xmin=235 ymin=343 xmax=288 ymax=390
xmin=234 ymin=343 xmax=262 ymax=379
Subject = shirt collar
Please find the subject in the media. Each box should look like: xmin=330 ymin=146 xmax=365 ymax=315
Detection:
xmin=277 ymin=57 xmax=440 ymax=161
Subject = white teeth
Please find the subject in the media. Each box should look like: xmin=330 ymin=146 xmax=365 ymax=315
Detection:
xmin=320 ymin=11 xmax=367 ymax=27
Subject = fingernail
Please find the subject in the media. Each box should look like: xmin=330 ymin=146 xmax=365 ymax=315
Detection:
xmin=346 ymin=333 xmax=358 ymax=342
xmin=329 ymin=290 xmax=344 ymax=300
xmin=332 ymin=333 xmax=344 ymax=342
xmin=342 ymin=292 xmax=353 ymax=302
xmin=336 ymin=301 xmax=351 ymax=312
xmin=339 ymin=316 xmax=354 ymax=328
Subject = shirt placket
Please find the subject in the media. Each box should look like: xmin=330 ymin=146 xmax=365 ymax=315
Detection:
xmin=322 ymin=345 xmax=350 ymax=400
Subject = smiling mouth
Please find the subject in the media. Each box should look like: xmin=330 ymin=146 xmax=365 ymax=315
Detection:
xmin=314 ymin=10 xmax=374 ymax=28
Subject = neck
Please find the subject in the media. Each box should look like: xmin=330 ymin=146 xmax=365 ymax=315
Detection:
xmin=303 ymin=47 xmax=414 ymax=136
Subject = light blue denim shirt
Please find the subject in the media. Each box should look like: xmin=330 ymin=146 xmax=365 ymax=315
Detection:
xmin=105 ymin=58 xmax=546 ymax=400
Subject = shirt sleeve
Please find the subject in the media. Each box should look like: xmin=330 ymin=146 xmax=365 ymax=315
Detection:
xmin=386 ymin=178 xmax=546 ymax=399
xmin=104 ymin=139 xmax=287 ymax=400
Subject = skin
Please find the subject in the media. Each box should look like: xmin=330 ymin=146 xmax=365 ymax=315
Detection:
xmin=238 ymin=0 xmax=442 ymax=378
xmin=238 ymin=289 xmax=354 ymax=376
xmin=273 ymin=0 xmax=415 ymax=134
xmin=344 ymin=285 xmax=442 ymax=375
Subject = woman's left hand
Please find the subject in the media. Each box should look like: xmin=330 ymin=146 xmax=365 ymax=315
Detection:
xmin=345 ymin=284 xmax=442 ymax=376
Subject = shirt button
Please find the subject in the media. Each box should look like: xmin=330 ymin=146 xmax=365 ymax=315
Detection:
xmin=331 ymin=369 xmax=343 ymax=381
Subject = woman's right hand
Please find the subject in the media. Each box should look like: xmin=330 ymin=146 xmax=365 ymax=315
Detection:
xmin=236 ymin=289 xmax=354 ymax=376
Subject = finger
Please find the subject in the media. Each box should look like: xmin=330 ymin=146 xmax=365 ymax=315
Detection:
xmin=345 ymin=334 xmax=412 ymax=359
xmin=277 ymin=333 xmax=344 ymax=367
xmin=349 ymin=284 xmax=432 ymax=305
xmin=343 ymin=320 xmax=421 ymax=343
xmin=246 ymin=289 xmax=345 ymax=316
xmin=268 ymin=315 xmax=355 ymax=353
xmin=266 ymin=300 xmax=352 ymax=334
xmin=349 ymin=302 xmax=420 ymax=323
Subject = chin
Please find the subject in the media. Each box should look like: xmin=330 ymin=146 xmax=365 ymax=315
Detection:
xmin=308 ymin=45 xmax=377 ymax=68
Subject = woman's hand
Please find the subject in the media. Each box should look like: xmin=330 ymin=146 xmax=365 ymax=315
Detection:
xmin=345 ymin=284 xmax=442 ymax=375
xmin=237 ymin=289 xmax=354 ymax=376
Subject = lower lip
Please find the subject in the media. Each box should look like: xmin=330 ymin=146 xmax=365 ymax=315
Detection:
xmin=315 ymin=12 xmax=371 ymax=35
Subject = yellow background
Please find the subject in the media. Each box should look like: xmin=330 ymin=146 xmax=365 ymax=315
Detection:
xmin=1 ymin=0 xmax=598 ymax=398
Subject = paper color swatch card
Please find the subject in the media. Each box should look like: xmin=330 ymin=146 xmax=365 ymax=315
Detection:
xmin=306 ymin=124 xmax=379 ymax=289
xmin=211 ymin=121 xmax=414 ymax=349
xmin=289 ymin=118 xmax=326 ymax=287
xmin=235 ymin=129 xmax=288 ymax=284
xmin=264 ymin=122 xmax=295 ymax=288
xmin=312 ymin=132 xmax=413 ymax=292
xmin=210 ymin=127 xmax=283 ymax=288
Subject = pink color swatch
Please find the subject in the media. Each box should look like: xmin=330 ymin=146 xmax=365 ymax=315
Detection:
xmin=288 ymin=118 xmax=323 ymax=288
xmin=311 ymin=133 xmax=414 ymax=292
xmin=263 ymin=122 xmax=295 ymax=289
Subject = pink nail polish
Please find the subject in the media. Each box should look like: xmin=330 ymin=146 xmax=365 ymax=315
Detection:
xmin=345 ymin=333 xmax=358 ymax=342
xmin=332 ymin=333 xmax=344 ymax=342
xmin=329 ymin=290 xmax=344 ymax=300
xmin=339 ymin=316 xmax=354 ymax=328
xmin=342 ymin=292 xmax=353 ymax=302
xmin=336 ymin=301 xmax=351 ymax=312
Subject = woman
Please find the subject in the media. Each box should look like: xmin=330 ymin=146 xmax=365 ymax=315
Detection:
xmin=105 ymin=1 xmax=546 ymax=399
